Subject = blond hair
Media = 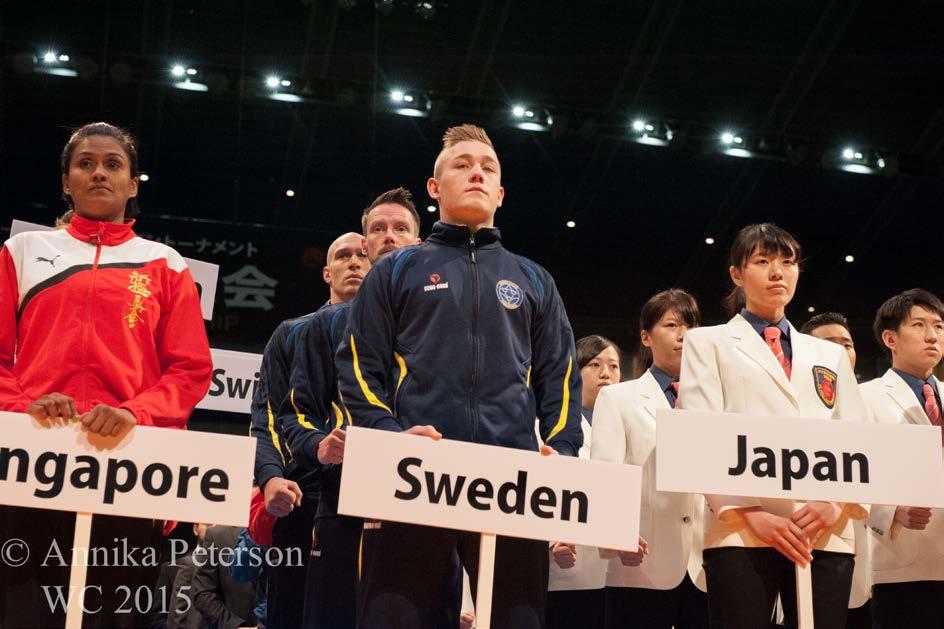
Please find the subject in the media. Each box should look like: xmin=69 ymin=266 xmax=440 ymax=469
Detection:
xmin=433 ymin=124 xmax=496 ymax=178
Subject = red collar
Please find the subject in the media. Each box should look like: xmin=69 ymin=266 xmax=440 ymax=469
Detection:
xmin=67 ymin=213 xmax=137 ymax=246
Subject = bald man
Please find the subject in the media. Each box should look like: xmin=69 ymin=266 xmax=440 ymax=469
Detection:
xmin=279 ymin=187 xmax=422 ymax=628
xmin=249 ymin=231 xmax=369 ymax=629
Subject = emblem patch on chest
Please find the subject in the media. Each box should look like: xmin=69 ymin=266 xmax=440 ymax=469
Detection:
xmin=423 ymin=272 xmax=449 ymax=292
xmin=812 ymin=366 xmax=838 ymax=409
xmin=496 ymin=279 xmax=523 ymax=310
xmin=124 ymin=271 xmax=152 ymax=328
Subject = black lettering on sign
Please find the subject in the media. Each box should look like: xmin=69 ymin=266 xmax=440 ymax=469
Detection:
xmin=394 ymin=457 xmax=422 ymax=500
xmin=0 ymin=449 xmax=233 ymax=506
xmin=392 ymin=458 xmax=590 ymax=522
xmin=728 ymin=434 xmax=870 ymax=489
xmin=208 ymin=369 xmax=225 ymax=397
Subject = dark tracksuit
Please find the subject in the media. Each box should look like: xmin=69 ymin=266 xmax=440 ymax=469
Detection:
xmin=250 ymin=310 xmax=323 ymax=629
xmin=335 ymin=221 xmax=583 ymax=629
xmin=279 ymin=302 xmax=363 ymax=629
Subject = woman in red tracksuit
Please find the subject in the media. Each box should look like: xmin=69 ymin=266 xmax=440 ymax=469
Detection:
xmin=0 ymin=122 xmax=212 ymax=628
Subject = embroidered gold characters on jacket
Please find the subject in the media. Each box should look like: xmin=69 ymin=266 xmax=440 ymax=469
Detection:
xmin=124 ymin=271 xmax=152 ymax=328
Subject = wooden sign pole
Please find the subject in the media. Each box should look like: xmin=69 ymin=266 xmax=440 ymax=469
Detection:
xmin=475 ymin=533 xmax=497 ymax=629
xmin=64 ymin=512 xmax=94 ymax=629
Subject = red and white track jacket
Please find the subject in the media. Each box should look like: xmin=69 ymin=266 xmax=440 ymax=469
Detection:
xmin=0 ymin=214 xmax=212 ymax=428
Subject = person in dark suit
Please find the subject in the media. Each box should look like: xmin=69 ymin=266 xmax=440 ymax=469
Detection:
xmin=190 ymin=525 xmax=259 ymax=628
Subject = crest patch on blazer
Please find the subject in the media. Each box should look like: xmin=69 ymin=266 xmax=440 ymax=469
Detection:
xmin=812 ymin=366 xmax=838 ymax=409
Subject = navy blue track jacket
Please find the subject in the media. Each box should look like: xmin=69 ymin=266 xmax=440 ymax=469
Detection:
xmin=278 ymin=302 xmax=351 ymax=517
xmin=336 ymin=221 xmax=583 ymax=456
xmin=250 ymin=309 xmax=322 ymax=500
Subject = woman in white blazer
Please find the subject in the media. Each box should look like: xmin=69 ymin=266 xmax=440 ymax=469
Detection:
xmin=546 ymin=335 xmax=620 ymax=629
xmin=592 ymin=289 xmax=709 ymax=629
xmin=678 ymin=223 xmax=869 ymax=629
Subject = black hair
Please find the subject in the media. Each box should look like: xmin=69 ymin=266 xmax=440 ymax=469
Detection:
xmin=800 ymin=312 xmax=851 ymax=336
xmin=872 ymin=289 xmax=944 ymax=359
xmin=576 ymin=335 xmax=622 ymax=372
xmin=61 ymin=122 xmax=140 ymax=218
xmin=633 ymin=289 xmax=701 ymax=378
xmin=723 ymin=223 xmax=801 ymax=317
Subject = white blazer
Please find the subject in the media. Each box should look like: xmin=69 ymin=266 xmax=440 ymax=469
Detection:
xmin=591 ymin=371 xmax=707 ymax=591
xmin=862 ymin=369 xmax=944 ymax=585
xmin=547 ymin=416 xmax=607 ymax=591
xmin=678 ymin=314 xmax=869 ymax=553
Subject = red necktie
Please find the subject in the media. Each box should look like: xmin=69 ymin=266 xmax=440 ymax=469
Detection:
xmin=763 ymin=326 xmax=792 ymax=379
xmin=670 ymin=381 xmax=680 ymax=409
xmin=923 ymin=384 xmax=942 ymax=443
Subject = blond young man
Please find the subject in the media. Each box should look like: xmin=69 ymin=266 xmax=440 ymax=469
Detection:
xmin=336 ymin=125 xmax=583 ymax=628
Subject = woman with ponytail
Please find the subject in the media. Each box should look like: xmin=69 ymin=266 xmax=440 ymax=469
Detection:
xmin=678 ymin=223 xmax=868 ymax=628
xmin=0 ymin=123 xmax=212 ymax=627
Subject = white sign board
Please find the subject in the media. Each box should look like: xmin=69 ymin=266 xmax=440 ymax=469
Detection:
xmin=183 ymin=257 xmax=219 ymax=320
xmin=0 ymin=412 xmax=254 ymax=526
xmin=656 ymin=409 xmax=944 ymax=507
xmin=197 ymin=348 xmax=263 ymax=414
xmin=9 ymin=219 xmax=218 ymax=320
xmin=339 ymin=427 xmax=642 ymax=551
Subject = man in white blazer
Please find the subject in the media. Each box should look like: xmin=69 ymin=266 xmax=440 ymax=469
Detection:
xmin=860 ymin=289 xmax=944 ymax=628
xmin=802 ymin=311 xmax=873 ymax=627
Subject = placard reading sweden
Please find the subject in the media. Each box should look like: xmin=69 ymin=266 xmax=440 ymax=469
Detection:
xmin=338 ymin=427 xmax=642 ymax=551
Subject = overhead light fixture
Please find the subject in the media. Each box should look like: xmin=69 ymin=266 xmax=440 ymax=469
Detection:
xmin=830 ymin=145 xmax=887 ymax=175
xmin=415 ymin=0 xmax=436 ymax=19
xmin=510 ymin=105 xmax=553 ymax=132
xmin=718 ymin=130 xmax=752 ymax=158
xmin=386 ymin=88 xmax=431 ymax=117
xmin=139 ymin=173 xmax=150 ymax=182
xmin=566 ymin=220 xmax=576 ymax=228
xmin=169 ymin=64 xmax=207 ymax=91
xmin=427 ymin=205 xmax=436 ymax=213
xmin=705 ymin=237 xmax=715 ymax=245
xmin=715 ymin=131 xmax=795 ymax=161
xmin=285 ymin=189 xmax=296 ymax=198
xmin=844 ymin=255 xmax=855 ymax=263
xmin=34 ymin=50 xmax=78 ymax=77
xmin=629 ymin=118 xmax=673 ymax=147
xmin=264 ymin=75 xmax=303 ymax=102
xmin=807 ymin=306 xmax=815 ymax=313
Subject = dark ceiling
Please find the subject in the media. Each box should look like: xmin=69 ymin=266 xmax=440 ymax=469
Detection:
xmin=2 ymin=0 xmax=943 ymax=376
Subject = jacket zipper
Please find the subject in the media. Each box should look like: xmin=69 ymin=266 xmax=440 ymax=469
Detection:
xmin=79 ymin=223 xmax=105 ymax=412
xmin=468 ymin=233 xmax=479 ymax=441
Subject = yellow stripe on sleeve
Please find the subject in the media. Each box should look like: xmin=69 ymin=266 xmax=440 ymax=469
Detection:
xmin=290 ymin=389 xmax=318 ymax=430
xmin=350 ymin=334 xmax=392 ymax=413
xmin=266 ymin=401 xmax=285 ymax=465
xmin=545 ymin=354 xmax=573 ymax=442
xmin=331 ymin=402 xmax=344 ymax=429
xmin=357 ymin=529 xmax=365 ymax=581
xmin=526 ymin=365 xmax=532 ymax=388
xmin=394 ymin=352 xmax=408 ymax=393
